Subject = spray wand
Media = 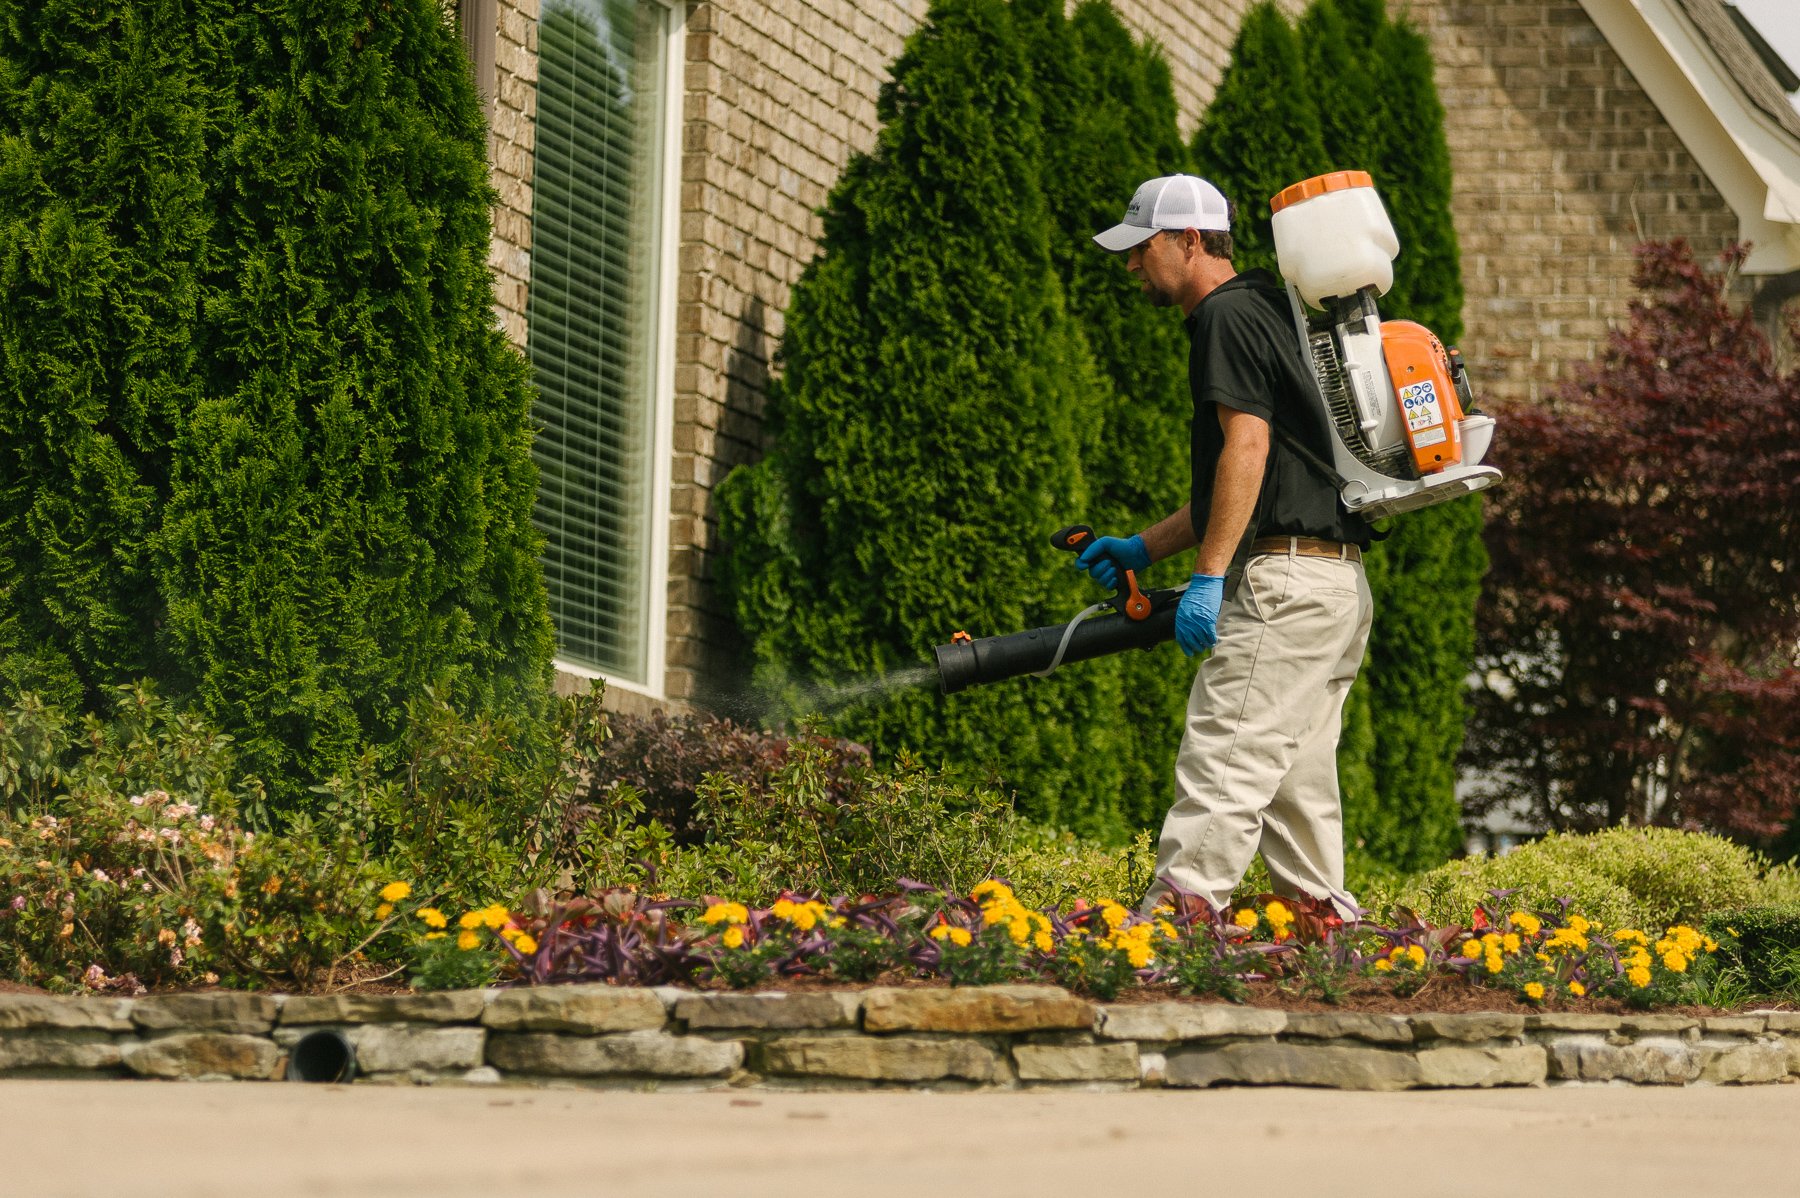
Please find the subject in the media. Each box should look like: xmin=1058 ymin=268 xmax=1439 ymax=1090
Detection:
xmin=932 ymin=524 xmax=1185 ymax=694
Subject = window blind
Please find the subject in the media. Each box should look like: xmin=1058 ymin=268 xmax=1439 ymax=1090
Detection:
xmin=528 ymin=0 xmax=669 ymax=683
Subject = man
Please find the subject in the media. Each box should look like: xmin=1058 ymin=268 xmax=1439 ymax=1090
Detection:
xmin=1082 ymin=174 xmax=1375 ymax=917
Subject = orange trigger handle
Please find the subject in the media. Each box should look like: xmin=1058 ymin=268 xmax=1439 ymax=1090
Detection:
xmin=1121 ymin=569 xmax=1152 ymax=622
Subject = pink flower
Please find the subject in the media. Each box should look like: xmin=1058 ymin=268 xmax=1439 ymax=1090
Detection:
xmin=8 ymin=896 xmax=24 ymax=911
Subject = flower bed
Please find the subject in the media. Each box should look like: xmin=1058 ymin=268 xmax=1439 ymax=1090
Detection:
xmin=376 ymin=879 xmax=1734 ymax=1014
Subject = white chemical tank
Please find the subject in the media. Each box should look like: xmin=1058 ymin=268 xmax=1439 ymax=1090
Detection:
xmin=1270 ymin=171 xmax=1399 ymax=309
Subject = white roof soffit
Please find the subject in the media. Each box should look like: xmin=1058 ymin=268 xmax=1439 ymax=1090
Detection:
xmin=1578 ymin=0 xmax=1800 ymax=272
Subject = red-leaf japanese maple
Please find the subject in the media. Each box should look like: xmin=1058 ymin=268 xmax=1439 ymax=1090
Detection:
xmin=1466 ymin=241 xmax=1800 ymax=838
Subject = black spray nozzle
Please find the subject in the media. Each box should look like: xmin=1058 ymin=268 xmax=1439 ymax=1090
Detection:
xmin=932 ymin=588 xmax=1181 ymax=695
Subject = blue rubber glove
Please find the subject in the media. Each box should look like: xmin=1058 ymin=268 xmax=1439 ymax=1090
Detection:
xmin=1074 ymin=534 xmax=1150 ymax=592
xmin=1175 ymin=574 xmax=1225 ymax=656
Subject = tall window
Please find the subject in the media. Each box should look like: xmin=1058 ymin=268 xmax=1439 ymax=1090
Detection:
xmin=529 ymin=0 xmax=676 ymax=687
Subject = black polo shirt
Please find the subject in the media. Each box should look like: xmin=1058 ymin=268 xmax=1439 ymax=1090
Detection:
xmin=1186 ymin=268 xmax=1372 ymax=560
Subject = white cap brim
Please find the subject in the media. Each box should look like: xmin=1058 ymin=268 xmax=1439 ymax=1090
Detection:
xmin=1092 ymin=223 xmax=1161 ymax=253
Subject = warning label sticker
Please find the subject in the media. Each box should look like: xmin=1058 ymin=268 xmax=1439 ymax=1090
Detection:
xmin=1400 ymin=380 xmax=1443 ymax=433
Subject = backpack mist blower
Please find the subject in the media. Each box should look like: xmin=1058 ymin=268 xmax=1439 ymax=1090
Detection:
xmin=931 ymin=171 xmax=1502 ymax=695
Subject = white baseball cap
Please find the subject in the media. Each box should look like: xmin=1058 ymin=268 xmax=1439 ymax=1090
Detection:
xmin=1092 ymin=175 xmax=1232 ymax=252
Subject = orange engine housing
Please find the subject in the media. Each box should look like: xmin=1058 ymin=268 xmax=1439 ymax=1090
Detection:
xmin=1379 ymin=320 xmax=1466 ymax=475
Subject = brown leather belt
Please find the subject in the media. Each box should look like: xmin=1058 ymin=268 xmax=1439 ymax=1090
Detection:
xmin=1249 ymin=535 xmax=1362 ymax=563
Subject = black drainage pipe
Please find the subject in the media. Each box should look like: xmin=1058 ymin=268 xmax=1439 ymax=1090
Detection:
xmin=933 ymin=588 xmax=1182 ymax=695
xmin=287 ymin=1029 xmax=357 ymax=1083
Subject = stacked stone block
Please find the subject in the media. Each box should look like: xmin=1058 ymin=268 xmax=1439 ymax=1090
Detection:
xmin=4 ymin=987 xmax=1797 ymax=1090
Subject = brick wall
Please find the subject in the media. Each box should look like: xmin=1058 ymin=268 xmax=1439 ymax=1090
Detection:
xmin=484 ymin=0 xmax=1743 ymax=710
xmin=489 ymin=0 xmax=537 ymax=350
xmin=667 ymin=0 xmax=935 ymax=704
xmin=1407 ymin=0 xmax=1736 ymax=406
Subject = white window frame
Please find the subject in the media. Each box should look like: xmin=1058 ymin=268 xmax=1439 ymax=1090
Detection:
xmin=544 ymin=0 xmax=685 ymax=701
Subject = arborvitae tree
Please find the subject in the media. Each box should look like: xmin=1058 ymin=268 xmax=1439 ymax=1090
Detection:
xmin=717 ymin=0 xmax=1158 ymax=838
xmin=0 ymin=0 xmax=209 ymax=710
xmin=1186 ymin=0 xmax=1481 ymax=870
xmin=1016 ymin=0 xmax=1194 ymax=828
xmin=1190 ymin=3 xmax=1331 ymax=275
xmin=1299 ymin=0 xmax=1385 ymax=174
xmin=1347 ymin=12 xmax=1484 ymax=870
xmin=0 ymin=1 xmax=553 ymax=805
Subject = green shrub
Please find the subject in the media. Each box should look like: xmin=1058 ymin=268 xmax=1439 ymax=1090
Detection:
xmin=0 ymin=685 xmax=387 ymax=989
xmin=1001 ymin=827 xmax=1156 ymax=911
xmin=0 ymin=0 xmax=553 ymax=810
xmin=716 ymin=0 xmax=1171 ymax=839
xmin=583 ymin=711 xmax=868 ymax=844
xmin=1701 ymin=904 xmax=1800 ymax=996
xmin=575 ymin=738 xmax=1025 ymax=903
xmin=1397 ymin=827 xmax=1770 ymax=931
xmin=1190 ymin=2 xmax=1330 ymax=276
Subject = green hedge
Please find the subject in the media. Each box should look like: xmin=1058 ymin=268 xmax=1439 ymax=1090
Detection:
xmin=1702 ymin=904 xmax=1800 ymax=996
xmin=0 ymin=1 xmax=553 ymax=807
xmin=716 ymin=0 xmax=1185 ymax=838
xmin=1193 ymin=0 xmax=1482 ymax=870
xmin=1397 ymin=827 xmax=1772 ymax=932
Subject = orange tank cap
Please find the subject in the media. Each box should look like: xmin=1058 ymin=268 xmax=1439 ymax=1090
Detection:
xmin=1269 ymin=170 xmax=1375 ymax=215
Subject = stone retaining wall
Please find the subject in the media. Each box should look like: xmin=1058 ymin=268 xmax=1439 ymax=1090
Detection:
xmin=3 ymin=987 xmax=1794 ymax=1090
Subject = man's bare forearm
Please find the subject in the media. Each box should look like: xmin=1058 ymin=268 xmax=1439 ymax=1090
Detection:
xmin=1195 ymin=412 xmax=1270 ymax=576
xmin=1138 ymin=504 xmax=1198 ymax=564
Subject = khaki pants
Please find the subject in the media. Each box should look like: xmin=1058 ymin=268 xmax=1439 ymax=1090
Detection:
xmin=1141 ymin=549 xmax=1374 ymax=915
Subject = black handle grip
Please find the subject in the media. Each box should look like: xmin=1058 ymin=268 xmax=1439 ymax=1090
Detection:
xmin=1050 ymin=524 xmax=1095 ymax=554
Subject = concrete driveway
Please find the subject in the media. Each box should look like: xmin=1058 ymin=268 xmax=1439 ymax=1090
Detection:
xmin=3 ymin=1079 xmax=1796 ymax=1197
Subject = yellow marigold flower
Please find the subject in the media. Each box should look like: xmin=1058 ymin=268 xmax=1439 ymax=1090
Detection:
xmin=1524 ymin=982 xmax=1545 ymax=1001
xmin=380 ymin=881 xmax=412 ymax=903
xmin=722 ymin=926 xmax=746 ymax=949
xmin=1501 ymin=933 xmax=1521 ymax=955
xmin=1536 ymin=952 xmax=1551 ymax=963
xmin=771 ymin=898 xmax=796 ymax=921
xmin=702 ymin=902 xmax=748 ymax=926
xmin=971 ymin=880 xmax=1012 ymax=902
xmin=1233 ymin=909 xmax=1259 ymax=931
xmin=1388 ymin=946 xmax=1406 ymax=961
xmin=424 ymin=932 xmax=446 ymax=941
xmin=1264 ymin=900 xmax=1292 ymax=926
xmin=1702 ymin=937 xmax=1718 ymax=953
xmin=480 ymin=904 xmax=511 ymax=930
xmin=1100 ymin=901 xmax=1129 ymax=930
xmin=1569 ymin=981 xmax=1586 ymax=997
xmin=1007 ymin=918 xmax=1030 ymax=945
xmin=1154 ymin=918 xmax=1178 ymax=941
xmin=456 ymin=929 xmax=480 ymax=951
xmin=1125 ymin=943 xmax=1154 ymax=969
xmin=458 ymin=910 xmax=483 ymax=929
xmin=1662 ymin=950 xmax=1689 ymax=973
xmin=514 ymin=934 xmax=538 ymax=955
xmin=1461 ymin=940 xmax=1483 ymax=959
xmin=1406 ymin=945 xmax=1427 ymax=969
xmin=417 ymin=907 xmax=448 ymax=929
xmin=1509 ymin=912 xmax=1542 ymax=937
xmin=1481 ymin=932 xmax=1501 ymax=948
xmin=1627 ymin=965 xmax=1652 ymax=988
xmin=1614 ymin=929 xmax=1647 ymax=945
xmin=947 ymin=926 xmax=972 ymax=947
xmin=1485 ymin=953 xmax=1504 ymax=974
xmin=1569 ymin=915 xmax=1590 ymax=935
xmin=375 ymin=903 xmax=394 ymax=920
xmin=1034 ymin=930 xmax=1054 ymax=954
xmin=1374 ymin=958 xmax=1395 ymax=972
